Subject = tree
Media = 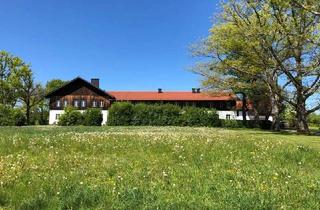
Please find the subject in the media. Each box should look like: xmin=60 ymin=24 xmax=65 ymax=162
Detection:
xmin=192 ymin=0 xmax=320 ymax=133
xmin=0 ymin=51 xmax=26 ymax=107
xmin=45 ymin=79 xmax=67 ymax=95
xmin=192 ymin=22 xmax=284 ymax=130
xmin=17 ymin=67 xmax=44 ymax=125
xmin=292 ymin=0 xmax=320 ymax=15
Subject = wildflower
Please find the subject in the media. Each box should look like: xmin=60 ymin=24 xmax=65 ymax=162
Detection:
xmin=80 ymin=181 xmax=83 ymax=185
xmin=162 ymin=171 xmax=168 ymax=177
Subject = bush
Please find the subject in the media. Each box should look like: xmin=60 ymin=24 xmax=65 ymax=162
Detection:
xmin=58 ymin=107 xmax=83 ymax=126
xmin=221 ymin=119 xmax=244 ymax=128
xmin=83 ymin=108 xmax=103 ymax=126
xmin=12 ymin=109 xmax=27 ymax=126
xmin=108 ymin=102 xmax=133 ymax=126
xmin=0 ymin=104 xmax=15 ymax=126
xmin=108 ymin=102 xmax=220 ymax=127
xmin=0 ymin=105 xmax=26 ymax=126
xmin=180 ymin=107 xmax=220 ymax=127
xmin=131 ymin=103 xmax=150 ymax=125
xmin=134 ymin=104 xmax=181 ymax=126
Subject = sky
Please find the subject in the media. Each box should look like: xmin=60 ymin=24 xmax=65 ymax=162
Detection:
xmin=0 ymin=0 xmax=220 ymax=91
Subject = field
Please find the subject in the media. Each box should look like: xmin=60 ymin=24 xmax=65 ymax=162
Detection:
xmin=0 ymin=126 xmax=320 ymax=209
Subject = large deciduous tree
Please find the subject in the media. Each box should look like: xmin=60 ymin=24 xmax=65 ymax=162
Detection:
xmin=193 ymin=0 xmax=320 ymax=133
xmin=17 ymin=67 xmax=44 ymax=125
xmin=0 ymin=51 xmax=25 ymax=107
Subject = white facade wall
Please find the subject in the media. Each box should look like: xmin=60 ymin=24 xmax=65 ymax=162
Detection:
xmin=217 ymin=111 xmax=273 ymax=121
xmin=49 ymin=110 xmax=65 ymax=125
xmin=101 ymin=110 xmax=108 ymax=125
xmin=49 ymin=110 xmax=109 ymax=125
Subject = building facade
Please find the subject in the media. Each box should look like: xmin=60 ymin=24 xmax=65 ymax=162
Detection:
xmin=45 ymin=77 xmax=255 ymax=125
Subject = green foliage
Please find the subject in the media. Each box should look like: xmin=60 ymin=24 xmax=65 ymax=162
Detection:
xmin=192 ymin=0 xmax=320 ymax=133
xmin=58 ymin=107 xmax=84 ymax=126
xmin=0 ymin=126 xmax=320 ymax=209
xmin=0 ymin=104 xmax=26 ymax=126
xmin=180 ymin=106 xmax=220 ymax=127
xmin=108 ymin=102 xmax=134 ymax=126
xmin=308 ymin=113 xmax=320 ymax=128
xmin=83 ymin=108 xmax=103 ymax=126
xmin=282 ymin=105 xmax=297 ymax=127
xmin=12 ymin=109 xmax=27 ymax=126
xmin=0 ymin=105 xmax=14 ymax=126
xmin=132 ymin=103 xmax=181 ymax=126
xmin=0 ymin=50 xmax=26 ymax=107
xmin=221 ymin=119 xmax=244 ymax=128
xmin=131 ymin=103 xmax=150 ymax=125
xmin=108 ymin=102 xmax=220 ymax=127
xmin=45 ymin=79 xmax=67 ymax=95
xmin=58 ymin=107 xmax=103 ymax=126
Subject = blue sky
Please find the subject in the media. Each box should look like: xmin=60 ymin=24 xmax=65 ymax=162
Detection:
xmin=0 ymin=0 xmax=220 ymax=91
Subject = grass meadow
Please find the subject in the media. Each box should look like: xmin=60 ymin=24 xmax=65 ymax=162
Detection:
xmin=0 ymin=126 xmax=320 ymax=209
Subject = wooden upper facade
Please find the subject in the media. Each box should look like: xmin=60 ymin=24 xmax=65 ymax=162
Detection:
xmin=45 ymin=77 xmax=245 ymax=111
xmin=46 ymin=77 xmax=114 ymax=110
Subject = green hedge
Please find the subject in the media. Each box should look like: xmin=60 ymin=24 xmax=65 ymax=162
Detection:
xmin=83 ymin=108 xmax=103 ymax=126
xmin=107 ymin=102 xmax=133 ymax=126
xmin=108 ymin=102 xmax=220 ymax=127
xmin=220 ymin=119 xmax=272 ymax=129
xmin=0 ymin=105 xmax=26 ymax=126
xmin=58 ymin=107 xmax=102 ymax=126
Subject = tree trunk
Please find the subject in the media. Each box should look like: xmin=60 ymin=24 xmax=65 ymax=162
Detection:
xmin=26 ymin=100 xmax=30 ymax=125
xmin=240 ymin=92 xmax=248 ymax=123
xmin=270 ymin=92 xmax=281 ymax=131
xmin=296 ymin=93 xmax=309 ymax=133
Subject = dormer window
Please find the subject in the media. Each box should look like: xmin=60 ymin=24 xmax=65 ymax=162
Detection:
xmin=56 ymin=100 xmax=61 ymax=108
xmin=92 ymin=101 xmax=97 ymax=107
xmin=81 ymin=100 xmax=86 ymax=108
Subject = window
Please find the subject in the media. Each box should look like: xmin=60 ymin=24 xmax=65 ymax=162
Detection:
xmin=56 ymin=114 xmax=60 ymax=120
xmin=100 ymin=101 xmax=104 ymax=108
xmin=74 ymin=100 xmax=79 ymax=108
xmin=236 ymin=110 xmax=240 ymax=117
xmin=64 ymin=100 xmax=68 ymax=107
xmin=92 ymin=101 xmax=97 ymax=107
xmin=81 ymin=100 xmax=86 ymax=108
xmin=56 ymin=100 xmax=61 ymax=108
xmin=226 ymin=114 xmax=231 ymax=120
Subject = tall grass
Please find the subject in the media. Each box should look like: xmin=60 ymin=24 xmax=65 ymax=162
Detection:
xmin=0 ymin=126 xmax=319 ymax=209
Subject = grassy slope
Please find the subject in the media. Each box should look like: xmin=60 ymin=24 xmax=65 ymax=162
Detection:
xmin=0 ymin=126 xmax=319 ymax=209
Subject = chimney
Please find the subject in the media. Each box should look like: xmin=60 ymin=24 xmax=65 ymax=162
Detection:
xmin=192 ymin=88 xmax=196 ymax=93
xmin=91 ymin=78 xmax=99 ymax=88
xmin=158 ymin=88 xmax=163 ymax=93
xmin=197 ymin=88 xmax=201 ymax=93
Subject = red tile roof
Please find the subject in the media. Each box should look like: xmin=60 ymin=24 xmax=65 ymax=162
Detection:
xmin=107 ymin=91 xmax=236 ymax=101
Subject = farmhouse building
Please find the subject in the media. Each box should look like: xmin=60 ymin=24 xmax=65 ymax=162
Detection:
xmin=45 ymin=77 xmax=253 ymax=125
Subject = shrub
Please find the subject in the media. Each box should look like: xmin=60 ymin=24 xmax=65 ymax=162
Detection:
xmin=132 ymin=103 xmax=150 ymax=125
xmin=221 ymin=119 xmax=244 ymax=128
xmin=0 ymin=104 xmax=15 ymax=126
xmin=108 ymin=102 xmax=220 ymax=127
xmin=0 ymin=105 xmax=26 ymax=126
xmin=83 ymin=108 xmax=103 ymax=126
xmin=58 ymin=107 xmax=83 ymax=126
xmin=12 ymin=109 xmax=27 ymax=126
xmin=158 ymin=104 xmax=181 ymax=126
xmin=180 ymin=107 xmax=220 ymax=127
xmin=108 ymin=102 xmax=133 ymax=126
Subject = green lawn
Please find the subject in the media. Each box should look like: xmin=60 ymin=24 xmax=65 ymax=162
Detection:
xmin=0 ymin=126 xmax=320 ymax=209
